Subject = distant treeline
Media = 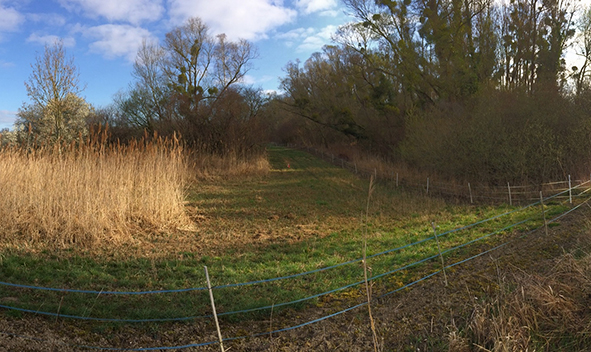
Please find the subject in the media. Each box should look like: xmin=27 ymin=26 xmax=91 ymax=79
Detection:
xmin=5 ymin=0 xmax=591 ymax=184
xmin=270 ymin=0 xmax=591 ymax=184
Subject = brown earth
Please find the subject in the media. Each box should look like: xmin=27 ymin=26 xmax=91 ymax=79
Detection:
xmin=1 ymin=203 xmax=590 ymax=351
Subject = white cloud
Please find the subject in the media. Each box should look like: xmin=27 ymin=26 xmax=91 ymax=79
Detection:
xmin=58 ymin=0 xmax=164 ymax=24
xmin=27 ymin=13 xmax=67 ymax=27
xmin=79 ymin=24 xmax=156 ymax=62
xmin=276 ymin=27 xmax=316 ymax=41
xmin=0 ymin=110 xmax=17 ymax=129
xmin=168 ymin=0 xmax=297 ymax=41
xmin=0 ymin=3 xmax=24 ymax=33
xmin=27 ymin=34 xmax=76 ymax=47
xmin=295 ymin=0 xmax=337 ymax=15
xmin=297 ymin=25 xmax=336 ymax=52
xmin=277 ymin=25 xmax=336 ymax=52
xmin=243 ymin=74 xmax=276 ymax=85
xmin=0 ymin=60 xmax=15 ymax=68
xmin=275 ymin=27 xmax=315 ymax=48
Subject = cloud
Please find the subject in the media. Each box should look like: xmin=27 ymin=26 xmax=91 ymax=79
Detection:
xmin=275 ymin=27 xmax=315 ymax=48
xmin=58 ymin=0 xmax=164 ymax=24
xmin=27 ymin=33 xmax=76 ymax=47
xmin=297 ymin=25 xmax=337 ymax=52
xmin=79 ymin=24 xmax=156 ymax=62
xmin=27 ymin=13 xmax=67 ymax=27
xmin=295 ymin=0 xmax=337 ymax=15
xmin=243 ymin=74 xmax=276 ymax=85
xmin=276 ymin=27 xmax=316 ymax=41
xmin=276 ymin=25 xmax=336 ymax=52
xmin=0 ymin=60 xmax=15 ymax=68
xmin=168 ymin=0 xmax=297 ymax=41
xmin=0 ymin=3 xmax=24 ymax=33
xmin=0 ymin=110 xmax=17 ymax=129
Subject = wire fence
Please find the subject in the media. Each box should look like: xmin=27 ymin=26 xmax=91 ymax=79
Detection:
xmin=1 ymin=150 xmax=591 ymax=350
xmin=295 ymin=144 xmax=589 ymax=206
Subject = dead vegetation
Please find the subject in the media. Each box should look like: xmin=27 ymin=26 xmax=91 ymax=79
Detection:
xmin=454 ymin=251 xmax=591 ymax=351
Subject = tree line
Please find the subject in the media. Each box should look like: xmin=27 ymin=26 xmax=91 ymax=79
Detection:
xmin=2 ymin=17 xmax=267 ymax=158
xmin=4 ymin=2 xmax=591 ymax=184
xmin=274 ymin=0 xmax=591 ymax=184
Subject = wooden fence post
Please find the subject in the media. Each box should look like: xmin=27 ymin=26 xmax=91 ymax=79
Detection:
xmin=204 ymin=266 xmax=225 ymax=352
xmin=568 ymin=175 xmax=572 ymax=205
xmin=432 ymin=222 xmax=448 ymax=287
xmin=540 ymin=191 xmax=548 ymax=236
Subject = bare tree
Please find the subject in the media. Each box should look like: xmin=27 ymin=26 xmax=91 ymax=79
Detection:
xmin=573 ymin=6 xmax=591 ymax=95
xmin=18 ymin=40 xmax=89 ymax=142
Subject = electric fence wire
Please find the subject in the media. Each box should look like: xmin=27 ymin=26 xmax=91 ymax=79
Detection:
xmin=0 ymin=184 xmax=582 ymax=324
xmin=1 ymin=189 xmax=590 ymax=351
xmin=1 ymin=182 xmax=569 ymax=296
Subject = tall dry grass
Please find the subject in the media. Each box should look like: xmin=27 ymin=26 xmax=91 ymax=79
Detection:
xmin=449 ymin=252 xmax=591 ymax=351
xmin=190 ymin=151 xmax=270 ymax=180
xmin=0 ymin=132 xmax=191 ymax=249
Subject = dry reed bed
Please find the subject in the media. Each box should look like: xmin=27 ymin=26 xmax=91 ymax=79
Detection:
xmin=0 ymin=137 xmax=191 ymax=249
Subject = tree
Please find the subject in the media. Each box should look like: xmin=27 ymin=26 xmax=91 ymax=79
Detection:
xmin=572 ymin=5 xmax=591 ymax=95
xmin=119 ymin=16 xmax=259 ymax=151
xmin=162 ymin=18 xmax=257 ymax=113
xmin=500 ymin=0 xmax=574 ymax=92
xmin=17 ymin=40 xmax=90 ymax=143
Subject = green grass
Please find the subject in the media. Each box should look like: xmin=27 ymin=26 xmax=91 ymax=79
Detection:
xmin=0 ymin=146 xmax=573 ymax=325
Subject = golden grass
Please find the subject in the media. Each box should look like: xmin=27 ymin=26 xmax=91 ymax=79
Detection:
xmin=0 ymin=134 xmax=191 ymax=250
xmin=457 ymin=252 xmax=591 ymax=351
xmin=190 ymin=151 xmax=270 ymax=180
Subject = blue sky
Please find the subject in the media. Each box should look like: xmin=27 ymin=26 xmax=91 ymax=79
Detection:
xmin=0 ymin=0 xmax=352 ymax=130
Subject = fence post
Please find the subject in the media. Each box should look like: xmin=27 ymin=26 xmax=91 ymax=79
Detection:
xmin=204 ymin=266 xmax=225 ymax=352
xmin=540 ymin=191 xmax=548 ymax=236
xmin=568 ymin=175 xmax=572 ymax=205
xmin=431 ymin=222 xmax=448 ymax=287
xmin=426 ymin=178 xmax=430 ymax=195
xmin=396 ymin=173 xmax=399 ymax=188
xmin=468 ymin=182 xmax=473 ymax=204
xmin=507 ymin=182 xmax=512 ymax=206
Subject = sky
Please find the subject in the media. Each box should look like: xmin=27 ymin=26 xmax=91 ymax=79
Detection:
xmin=0 ymin=0 xmax=352 ymax=130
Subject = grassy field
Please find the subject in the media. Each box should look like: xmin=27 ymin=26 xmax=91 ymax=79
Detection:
xmin=0 ymin=146 xmax=567 ymax=326
xmin=0 ymin=145 xmax=579 ymax=352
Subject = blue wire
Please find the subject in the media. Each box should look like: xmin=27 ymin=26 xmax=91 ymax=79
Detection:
xmin=0 ymin=304 xmax=212 ymax=323
xmin=2 ymin=193 xmax=588 ymax=351
xmin=0 ymin=195 xmax=568 ymax=322
xmin=2 ymin=181 xmax=572 ymax=297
